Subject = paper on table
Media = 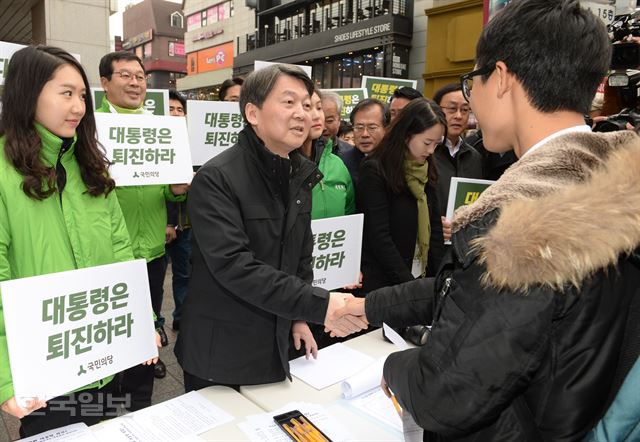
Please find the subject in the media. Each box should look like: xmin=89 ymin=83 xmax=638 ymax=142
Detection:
xmin=341 ymin=357 xmax=385 ymax=399
xmin=347 ymin=388 xmax=403 ymax=433
xmin=237 ymin=401 xmax=352 ymax=442
xmin=93 ymin=391 xmax=234 ymax=442
xmin=382 ymin=323 xmax=410 ymax=350
xmin=18 ymin=423 xmax=98 ymax=442
xmin=290 ymin=343 xmax=374 ymax=390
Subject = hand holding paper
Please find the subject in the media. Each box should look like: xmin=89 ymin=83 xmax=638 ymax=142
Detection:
xmin=323 ymin=292 xmax=368 ymax=337
xmin=292 ymin=321 xmax=318 ymax=360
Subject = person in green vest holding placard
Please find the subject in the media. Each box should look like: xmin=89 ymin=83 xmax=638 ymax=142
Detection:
xmin=0 ymin=45 xmax=157 ymax=437
xmin=97 ymin=51 xmax=188 ymax=409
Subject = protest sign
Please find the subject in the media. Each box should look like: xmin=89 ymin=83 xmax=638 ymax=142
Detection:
xmin=361 ymin=76 xmax=418 ymax=104
xmin=325 ymin=88 xmax=368 ymax=120
xmin=310 ymin=214 xmax=363 ymax=290
xmin=1 ymin=259 xmax=157 ymax=402
xmin=187 ymin=100 xmax=243 ymax=166
xmin=92 ymin=88 xmax=169 ymax=116
xmin=254 ymin=60 xmax=313 ymax=78
xmin=445 ymin=177 xmax=495 ymax=221
xmin=95 ymin=113 xmax=193 ymax=186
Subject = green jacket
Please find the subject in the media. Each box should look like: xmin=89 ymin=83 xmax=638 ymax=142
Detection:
xmin=311 ymin=138 xmax=355 ymax=220
xmin=0 ymin=124 xmax=134 ymax=405
xmin=97 ymin=98 xmax=185 ymax=261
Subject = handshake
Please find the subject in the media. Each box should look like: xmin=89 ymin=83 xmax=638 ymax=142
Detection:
xmin=323 ymin=292 xmax=368 ymax=337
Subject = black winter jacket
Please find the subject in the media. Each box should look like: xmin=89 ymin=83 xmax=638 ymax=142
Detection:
xmin=365 ymin=131 xmax=640 ymax=441
xmin=175 ymin=126 xmax=330 ymax=385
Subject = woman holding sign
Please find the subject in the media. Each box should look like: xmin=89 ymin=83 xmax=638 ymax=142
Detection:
xmin=357 ymin=98 xmax=446 ymax=293
xmin=0 ymin=46 xmax=143 ymax=437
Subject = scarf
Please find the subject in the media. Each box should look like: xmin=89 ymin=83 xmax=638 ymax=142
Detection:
xmin=404 ymin=159 xmax=430 ymax=276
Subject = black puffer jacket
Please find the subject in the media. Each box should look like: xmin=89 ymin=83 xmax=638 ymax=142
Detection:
xmin=365 ymin=131 xmax=640 ymax=441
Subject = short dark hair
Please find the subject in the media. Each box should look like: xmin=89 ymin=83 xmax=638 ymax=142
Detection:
xmin=349 ymin=98 xmax=389 ymax=126
xmin=476 ymin=0 xmax=610 ymax=114
xmin=169 ymin=90 xmax=187 ymax=113
xmin=99 ymin=51 xmax=145 ymax=79
xmin=219 ymin=77 xmax=244 ymax=101
xmin=391 ymin=87 xmax=423 ymax=103
xmin=240 ymin=65 xmax=313 ymax=123
xmin=1 ymin=45 xmax=114 ymax=200
xmin=337 ymin=121 xmax=353 ymax=138
xmin=432 ymin=83 xmax=462 ymax=105
xmin=370 ymin=98 xmax=446 ymax=193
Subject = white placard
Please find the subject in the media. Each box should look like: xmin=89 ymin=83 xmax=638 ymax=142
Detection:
xmin=95 ymin=113 xmax=194 ymax=186
xmin=1 ymin=259 xmax=157 ymax=402
xmin=310 ymin=214 xmax=363 ymax=290
xmin=0 ymin=41 xmax=23 ymax=86
xmin=582 ymin=1 xmax=616 ymax=26
xmin=254 ymin=60 xmax=313 ymax=78
xmin=187 ymin=100 xmax=243 ymax=166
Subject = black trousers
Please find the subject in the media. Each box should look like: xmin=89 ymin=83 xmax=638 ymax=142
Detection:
xmin=19 ymin=379 xmax=119 ymax=438
xmin=183 ymin=371 xmax=240 ymax=393
xmin=148 ymin=256 xmax=167 ymax=328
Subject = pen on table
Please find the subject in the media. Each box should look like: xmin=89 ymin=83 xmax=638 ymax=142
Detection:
xmin=300 ymin=416 xmax=329 ymax=442
xmin=283 ymin=423 xmax=302 ymax=442
xmin=391 ymin=394 xmax=403 ymax=417
xmin=291 ymin=417 xmax=325 ymax=442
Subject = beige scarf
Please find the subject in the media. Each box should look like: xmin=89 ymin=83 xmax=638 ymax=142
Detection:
xmin=404 ymin=159 xmax=431 ymax=275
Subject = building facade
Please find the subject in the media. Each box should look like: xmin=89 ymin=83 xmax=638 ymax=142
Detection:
xmin=233 ymin=0 xmax=413 ymax=89
xmin=0 ymin=0 xmax=112 ymax=86
xmin=178 ymin=0 xmax=255 ymax=100
xmin=122 ymin=0 xmax=187 ymax=89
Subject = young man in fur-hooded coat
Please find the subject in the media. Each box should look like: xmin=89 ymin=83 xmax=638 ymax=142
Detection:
xmin=336 ymin=0 xmax=640 ymax=440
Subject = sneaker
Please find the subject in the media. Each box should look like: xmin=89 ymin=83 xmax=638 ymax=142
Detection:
xmin=154 ymin=359 xmax=166 ymax=379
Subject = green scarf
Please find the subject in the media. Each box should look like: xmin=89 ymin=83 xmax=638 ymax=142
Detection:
xmin=404 ymin=159 xmax=431 ymax=276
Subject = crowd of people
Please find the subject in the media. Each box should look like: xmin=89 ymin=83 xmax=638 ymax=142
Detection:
xmin=0 ymin=0 xmax=639 ymax=440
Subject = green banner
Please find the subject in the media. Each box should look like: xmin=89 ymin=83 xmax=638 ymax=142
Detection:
xmin=92 ymin=89 xmax=169 ymax=116
xmin=325 ymin=88 xmax=368 ymax=120
xmin=361 ymin=75 xmax=418 ymax=104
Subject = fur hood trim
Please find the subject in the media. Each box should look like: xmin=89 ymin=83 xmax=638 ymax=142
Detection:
xmin=471 ymin=132 xmax=640 ymax=291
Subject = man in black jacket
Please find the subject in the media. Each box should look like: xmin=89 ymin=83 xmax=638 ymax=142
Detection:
xmin=333 ymin=0 xmax=640 ymax=440
xmin=174 ymin=64 xmax=367 ymax=392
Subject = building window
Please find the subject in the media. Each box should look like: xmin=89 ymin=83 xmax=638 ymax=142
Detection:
xmin=171 ymin=11 xmax=183 ymax=28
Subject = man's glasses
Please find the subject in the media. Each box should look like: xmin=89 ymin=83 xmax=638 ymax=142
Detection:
xmin=112 ymin=70 xmax=147 ymax=83
xmin=441 ymin=105 xmax=471 ymax=116
xmin=353 ymin=124 xmax=381 ymax=134
xmin=460 ymin=65 xmax=495 ymax=102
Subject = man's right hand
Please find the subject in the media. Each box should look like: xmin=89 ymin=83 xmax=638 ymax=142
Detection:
xmin=323 ymin=292 xmax=368 ymax=337
xmin=1 ymin=396 xmax=46 ymax=419
xmin=441 ymin=216 xmax=452 ymax=242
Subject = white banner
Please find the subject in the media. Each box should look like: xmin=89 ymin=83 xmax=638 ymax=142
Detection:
xmin=254 ymin=60 xmax=313 ymax=78
xmin=0 ymin=41 xmax=23 ymax=86
xmin=1 ymin=259 xmax=157 ymax=402
xmin=310 ymin=214 xmax=363 ymax=290
xmin=187 ymin=100 xmax=243 ymax=166
xmin=96 ymin=113 xmax=194 ymax=186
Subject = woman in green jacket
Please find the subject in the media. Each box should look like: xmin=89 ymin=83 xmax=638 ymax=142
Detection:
xmin=0 ymin=46 xmax=139 ymax=437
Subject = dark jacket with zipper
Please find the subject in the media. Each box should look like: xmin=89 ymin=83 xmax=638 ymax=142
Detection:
xmin=174 ymin=126 xmax=330 ymax=385
xmin=364 ymin=131 xmax=640 ymax=441
xmin=357 ymin=158 xmax=445 ymax=293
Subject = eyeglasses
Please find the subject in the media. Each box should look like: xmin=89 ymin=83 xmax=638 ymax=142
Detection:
xmin=460 ymin=65 xmax=495 ymax=102
xmin=441 ymin=105 xmax=471 ymax=115
xmin=353 ymin=124 xmax=381 ymax=134
xmin=112 ymin=70 xmax=147 ymax=83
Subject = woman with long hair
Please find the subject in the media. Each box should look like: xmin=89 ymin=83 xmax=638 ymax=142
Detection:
xmin=0 ymin=45 xmax=137 ymax=436
xmin=357 ymin=98 xmax=447 ymax=293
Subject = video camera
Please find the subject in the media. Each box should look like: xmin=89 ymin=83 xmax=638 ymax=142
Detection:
xmin=593 ymin=12 xmax=640 ymax=132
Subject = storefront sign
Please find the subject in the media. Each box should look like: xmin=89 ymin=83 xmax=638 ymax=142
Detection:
xmin=187 ymin=101 xmax=243 ymax=166
xmin=95 ymin=113 xmax=194 ymax=186
xmin=188 ymin=42 xmax=234 ymax=74
xmin=169 ymin=41 xmax=185 ymax=57
xmin=361 ymin=76 xmax=417 ymax=104
xmin=1 ymin=260 xmax=157 ymax=402
xmin=192 ymin=29 xmax=224 ymax=43
xmin=334 ymin=23 xmax=391 ymax=44
xmin=122 ymin=29 xmax=153 ymax=50
xmin=325 ymin=88 xmax=368 ymax=120
xmin=92 ymin=89 xmax=169 ymax=116
xmin=310 ymin=214 xmax=363 ymax=290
